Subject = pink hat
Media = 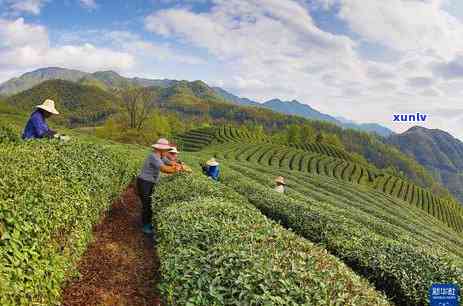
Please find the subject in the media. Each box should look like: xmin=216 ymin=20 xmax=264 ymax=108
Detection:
xmin=151 ymin=138 xmax=171 ymax=150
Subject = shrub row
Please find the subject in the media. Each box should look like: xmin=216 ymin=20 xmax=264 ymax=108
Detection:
xmin=210 ymin=143 xmax=463 ymax=234
xmin=374 ymin=175 xmax=463 ymax=232
xmin=217 ymin=165 xmax=463 ymax=306
xmin=227 ymin=161 xmax=463 ymax=258
xmin=152 ymin=173 xmax=390 ymax=305
xmin=0 ymin=138 xmax=142 ymax=305
xmin=206 ymin=143 xmax=374 ymax=186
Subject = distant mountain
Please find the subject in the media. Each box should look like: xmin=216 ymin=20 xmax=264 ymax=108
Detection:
xmin=5 ymin=79 xmax=121 ymax=126
xmin=212 ymin=87 xmax=261 ymax=107
xmin=343 ymin=122 xmax=394 ymax=138
xmin=83 ymin=71 xmax=176 ymax=89
xmin=387 ymin=126 xmax=463 ymax=203
xmin=0 ymin=67 xmax=177 ymax=96
xmin=0 ymin=67 xmax=88 ymax=96
xmin=213 ymin=87 xmax=393 ymax=137
xmin=131 ymin=77 xmax=175 ymax=88
xmin=262 ymin=99 xmax=338 ymax=123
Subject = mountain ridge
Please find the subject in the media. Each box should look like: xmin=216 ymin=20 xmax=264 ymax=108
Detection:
xmin=212 ymin=87 xmax=394 ymax=137
xmin=387 ymin=125 xmax=463 ymax=203
xmin=0 ymin=67 xmax=393 ymax=137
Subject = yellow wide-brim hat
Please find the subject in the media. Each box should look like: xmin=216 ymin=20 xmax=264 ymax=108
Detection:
xmin=206 ymin=158 xmax=219 ymax=166
xmin=275 ymin=176 xmax=286 ymax=185
xmin=36 ymin=99 xmax=59 ymax=115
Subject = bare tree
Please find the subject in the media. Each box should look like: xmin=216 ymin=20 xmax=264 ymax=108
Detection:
xmin=118 ymin=87 xmax=159 ymax=130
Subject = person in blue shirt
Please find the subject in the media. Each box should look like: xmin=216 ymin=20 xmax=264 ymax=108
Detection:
xmin=202 ymin=158 xmax=220 ymax=181
xmin=22 ymin=99 xmax=59 ymax=140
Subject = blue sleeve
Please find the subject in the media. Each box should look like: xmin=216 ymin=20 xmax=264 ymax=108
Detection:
xmin=31 ymin=113 xmax=50 ymax=137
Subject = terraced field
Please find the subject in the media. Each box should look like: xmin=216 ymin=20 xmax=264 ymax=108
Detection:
xmin=152 ymin=171 xmax=391 ymax=305
xmin=374 ymin=174 xmax=463 ymax=232
xmin=209 ymin=142 xmax=375 ymax=184
xmin=176 ymin=126 xmax=353 ymax=161
xmin=184 ymin=151 xmax=463 ymax=305
xmin=203 ymin=143 xmax=463 ymax=233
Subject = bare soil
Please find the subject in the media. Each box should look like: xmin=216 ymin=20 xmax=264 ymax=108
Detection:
xmin=61 ymin=185 xmax=161 ymax=306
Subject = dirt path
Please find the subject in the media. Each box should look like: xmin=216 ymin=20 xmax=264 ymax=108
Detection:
xmin=61 ymin=185 xmax=161 ymax=306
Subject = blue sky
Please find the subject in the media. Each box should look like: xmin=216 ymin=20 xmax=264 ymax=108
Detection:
xmin=1 ymin=0 xmax=463 ymax=138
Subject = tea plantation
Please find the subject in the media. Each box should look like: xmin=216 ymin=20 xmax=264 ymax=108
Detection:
xmin=182 ymin=149 xmax=463 ymax=305
xmin=2 ymin=123 xmax=463 ymax=305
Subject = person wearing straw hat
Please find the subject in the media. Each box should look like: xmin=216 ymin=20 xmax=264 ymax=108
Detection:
xmin=274 ymin=176 xmax=286 ymax=193
xmin=22 ymin=99 xmax=60 ymax=140
xmin=202 ymin=158 xmax=220 ymax=181
xmin=137 ymin=138 xmax=178 ymax=235
xmin=162 ymin=146 xmax=192 ymax=172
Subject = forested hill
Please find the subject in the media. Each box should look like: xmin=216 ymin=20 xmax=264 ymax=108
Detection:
xmin=0 ymin=67 xmax=393 ymax=136
xmin=387 ymin=126 xmax=463 ymax=203
xmin=5 ymin=80 xmax=122 ymax=127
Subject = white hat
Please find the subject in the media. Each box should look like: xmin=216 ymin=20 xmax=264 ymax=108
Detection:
xmin=206 ymin=158 xmax=219 ymax=166
xmin=168 ymin=147 xmax=179 ymax=154
xmin=36 ymin=99 xmax=59 ymax=115
xmin=151 ymin=138 xmax=171 ymax=150
xmin=275 ymin=176 xmax=285 ymax=185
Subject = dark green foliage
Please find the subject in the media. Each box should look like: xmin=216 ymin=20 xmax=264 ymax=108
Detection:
xmin=0 ymin=139 xmax=143 ymax=305
xmin=205 ymin=143 xmax=463 ymax=233
xmin=0 ymin=125 xmax=20 ymax=144
xmin=206 ymin=142 xmax=374 ymax=186
xmin=153 ymin=172 xmax=390 ymax=305
xmin=5 ymin=80 xmax=122 ymax=127
xmin=215 ymin=164 xmax=463 ymax=306
xmin=376 ymin=175 xmax=463 ymax=232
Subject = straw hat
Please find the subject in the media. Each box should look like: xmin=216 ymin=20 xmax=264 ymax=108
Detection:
xmin=151 ymin=138 xmax=171 ymax=150
xmin=168 ymin=147 xmax=179 ymax=154
xmin=275 ymin=176 xmax=285 ymax=185
xmin=36 ymin=99 xmax=59 ymax=115
xmin=206 ymin=158 xmax=219 ymax=166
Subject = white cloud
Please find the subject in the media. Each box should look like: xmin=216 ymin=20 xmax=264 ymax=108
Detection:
xmin=3 ymin=0 xmax=49 ymax=15
xmin=337 ymin=0 xmax=463 ymax=60
xmin=0 ymin=18 xmax=135 ymax=73
xmin=79 ymin=0 xmax=97 ymax=10
xmin=145 ymin=0 xmax=366 ymax=100
xmin=107 ymin=31 xmax=204 ymax=65
xmin=432 ymin=55 xmax=463 ymax=79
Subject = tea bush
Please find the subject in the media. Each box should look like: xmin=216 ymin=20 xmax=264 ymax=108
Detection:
xmin=204 ymin=143 xmax=463 ymax=233
xmin=217 ymin=166 xmax=463 ymax=305
xmin=153 ymin=173 xmax=390 ymax=305
xmin=0 ymin=125 xmax=20 ymax=144
xmin=0 ymin=139 xmax=143 ymax=305
xmin=226 ymin=162 xmax=463 ymax=257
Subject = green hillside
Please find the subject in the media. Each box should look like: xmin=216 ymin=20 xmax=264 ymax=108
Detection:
xmin=177 ymin=126 xmax=463 ymax=233
xmin=3 ymin=78 xmax=457 ymax=202
xmin=5 ymin=80 xmax=122 ymax=127
xmin=388 ymin=126 xmax=463 ymax=204
xmin=156 ymin=85 xmax=455 ymax=199
xmin=176 ymin=133 xmax=463 ymax=305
